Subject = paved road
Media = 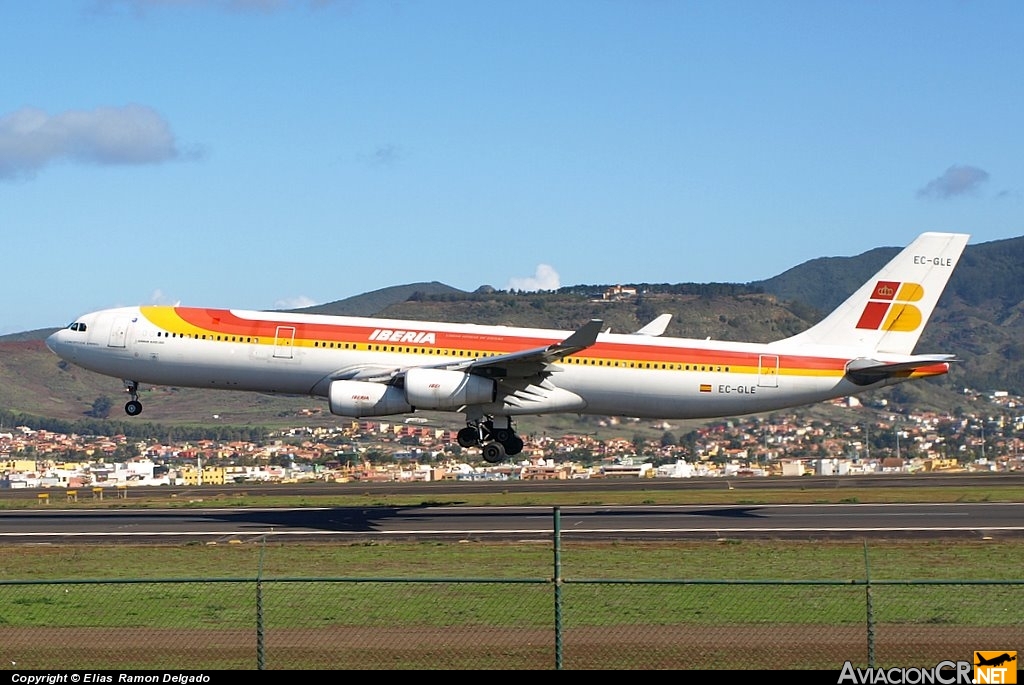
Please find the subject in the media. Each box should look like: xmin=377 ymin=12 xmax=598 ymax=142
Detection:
xmin=2 ymin=473 xmax=1021 ymax=543
xmin=2 ymin=501 xmax=1022 ymax=543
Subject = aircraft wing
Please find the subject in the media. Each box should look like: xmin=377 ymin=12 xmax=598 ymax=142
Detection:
xmin=331 ymin=319 xmax=604 ymax=385
xmin=446 ymin=318 xmax=604 ymax=378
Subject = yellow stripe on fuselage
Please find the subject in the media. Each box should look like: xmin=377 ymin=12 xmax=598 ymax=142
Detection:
xmin=138 ymin=306 xmax=849 ymax=379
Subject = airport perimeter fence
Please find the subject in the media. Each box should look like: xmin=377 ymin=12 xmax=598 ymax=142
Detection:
xmin=2 ymin=575 xmax=1022 ymax=670
xmin=1 ymin=507 xmax=1022 ymax=671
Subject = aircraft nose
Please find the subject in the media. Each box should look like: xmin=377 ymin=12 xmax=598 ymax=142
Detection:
xmin=46 ymin=329 xmax=69 ymax=357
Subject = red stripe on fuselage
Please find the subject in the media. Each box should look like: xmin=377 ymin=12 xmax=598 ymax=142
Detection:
xmin=167 ymin=307 xmax=849 ymax=374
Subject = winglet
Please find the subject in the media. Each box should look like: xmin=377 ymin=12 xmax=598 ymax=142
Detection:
xmin=633 ymin=314 xmax=672 ymax=336
xmin=548 ymin=319 xmax=603 ymax=357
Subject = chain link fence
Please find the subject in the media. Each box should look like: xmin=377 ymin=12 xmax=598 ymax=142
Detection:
xmin=2 ymin=574 xmax=1021 ymax=669
xmin=2 ymin=510 xmax=1022 ymax=670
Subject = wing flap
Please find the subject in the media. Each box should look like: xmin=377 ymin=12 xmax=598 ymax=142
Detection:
xmin=501 ymin=379 xmax=588 ymax=413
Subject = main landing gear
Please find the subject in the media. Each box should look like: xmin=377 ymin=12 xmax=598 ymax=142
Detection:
xmin=123 ymin=380 xmax=143 ymax=416
xmin=456 ymin=416 xmax=524 ymax=464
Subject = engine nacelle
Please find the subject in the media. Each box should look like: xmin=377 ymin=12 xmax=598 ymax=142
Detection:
xmin=403 ymin=368 xmax=495 ymax=409
xmin=328 ymin=380 xmax=413 ymax=417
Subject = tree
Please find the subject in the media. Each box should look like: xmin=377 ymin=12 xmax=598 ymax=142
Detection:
xmin=111 ymin=442 xmax=141 ymax=463
xmin=681 ymin=430 xmax=701 ymax=456
xmin=89 ymin=396 xmax=113 ymax=419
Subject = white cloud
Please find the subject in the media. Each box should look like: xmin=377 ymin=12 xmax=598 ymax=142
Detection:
xmin=917 ymin=164 xmax=990 ymax=199
xmin=148 ymin=289 xmax=179 ymax=306
xmin=274 ymin=295 xmax=319 ymax=310
xmin=0 ymin=105 xmax=181 ymax=180
xmin=507 ymin=264 xmax=560 ymax=292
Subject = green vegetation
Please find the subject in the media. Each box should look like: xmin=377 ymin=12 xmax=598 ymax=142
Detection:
xmin=6 ymin=537 xmax=1018 ymax=582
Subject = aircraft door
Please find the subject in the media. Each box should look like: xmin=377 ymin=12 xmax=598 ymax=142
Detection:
xmin=108 ymin=318 xmax=130 ymax=349
xmin=758 ymin=354 xmax=779 ymax=388
xmin=273 ymin=326 xmax=296 ymax=359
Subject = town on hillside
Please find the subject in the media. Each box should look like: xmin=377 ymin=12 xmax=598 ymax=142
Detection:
xmin=2 ymin=387 xmax=1022 ymax=489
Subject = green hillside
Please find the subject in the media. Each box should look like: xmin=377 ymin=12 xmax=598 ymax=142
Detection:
xmin=3 ymin=235 xmax=1020 ymax=438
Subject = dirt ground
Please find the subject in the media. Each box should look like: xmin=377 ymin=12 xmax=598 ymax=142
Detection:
xmin=3 ymin=623 xmax=1016 ymax=670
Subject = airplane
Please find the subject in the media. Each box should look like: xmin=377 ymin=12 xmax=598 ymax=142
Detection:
xmin=975 ymin=653 xmax=1016 ymax=668
xmin=45 ymin=231 xmax=969 ymax=464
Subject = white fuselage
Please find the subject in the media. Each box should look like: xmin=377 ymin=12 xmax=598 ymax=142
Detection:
xmin=45 ymin=305 xmax=902 ymax=421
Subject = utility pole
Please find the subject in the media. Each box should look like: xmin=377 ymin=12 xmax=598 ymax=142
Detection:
xmin=864 ymin=422 xmax=870 ymax=461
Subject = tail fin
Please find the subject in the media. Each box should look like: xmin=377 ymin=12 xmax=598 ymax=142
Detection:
xmin=781 ymin=232 xmax=969 ymax=354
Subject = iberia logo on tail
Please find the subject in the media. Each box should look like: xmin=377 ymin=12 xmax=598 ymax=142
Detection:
xmin=856 ymin=281 xmax=925 ymax=332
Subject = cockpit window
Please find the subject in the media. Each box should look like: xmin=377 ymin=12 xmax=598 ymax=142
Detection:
xmin=69 ymin=322 xmax=87 ymax=332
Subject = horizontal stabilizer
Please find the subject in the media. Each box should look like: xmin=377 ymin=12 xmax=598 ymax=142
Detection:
xmin=845 ymin=355 xmax=956 ymax=385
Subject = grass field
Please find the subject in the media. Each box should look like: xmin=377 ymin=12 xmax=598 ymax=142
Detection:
xmin=1 ymin=482 xmax=1021 ymax=669
xmin=2 ymin=539 xmax=1020 ymax=670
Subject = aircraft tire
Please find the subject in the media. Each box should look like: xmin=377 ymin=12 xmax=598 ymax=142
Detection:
xmin=457 ymin=427 xmax=478 ymax=448
xmin=481 ymin=442 xmax=506 ymax=464
xmin=504 ymin=436 xmax=524 ymax=456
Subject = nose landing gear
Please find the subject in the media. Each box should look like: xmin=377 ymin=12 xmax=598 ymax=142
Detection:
xmin=123 ymin=380 xmax=143 ymax=416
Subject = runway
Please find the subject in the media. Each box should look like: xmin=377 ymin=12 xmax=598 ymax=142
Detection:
xmin=2 ymin=501 xmax=1022 ymax=544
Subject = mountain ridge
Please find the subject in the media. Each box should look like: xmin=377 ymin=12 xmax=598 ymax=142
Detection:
xmin=3 ymin=234 xmax=1023 ymax=430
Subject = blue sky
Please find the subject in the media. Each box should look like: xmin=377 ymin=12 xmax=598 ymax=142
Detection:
xmin=2 ymin=0 xmax=1022 ymax=335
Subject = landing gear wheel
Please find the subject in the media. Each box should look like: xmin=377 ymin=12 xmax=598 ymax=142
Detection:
xmin=503 ymin=435 xmax=524 ymax=456
xmin=481 ymin=442 xmax=506 ymax=464
xmin=464 ymin=414 xmax=521 ymax=462
xmin=457 ymin=426 xmax=479 ymax=448
xmin=123 ymin=380 xmax=142 ymax=416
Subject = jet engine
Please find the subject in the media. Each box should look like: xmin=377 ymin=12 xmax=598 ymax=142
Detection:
xmin=403 ymin=368 xmax=495 ymax=408
xmin=328 ymin=380 xmax=413 ymax=417
xmin=327 ymin=369 xmax=495 ymax=418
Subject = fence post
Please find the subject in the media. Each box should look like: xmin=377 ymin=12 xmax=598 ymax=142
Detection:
xmin=864 ymin=540 xmax=875 ymax=668
xmin=553 ymin=506 xmax=563 ymax=670
xmin=256 ymin=537 xmax=266 ymax=670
